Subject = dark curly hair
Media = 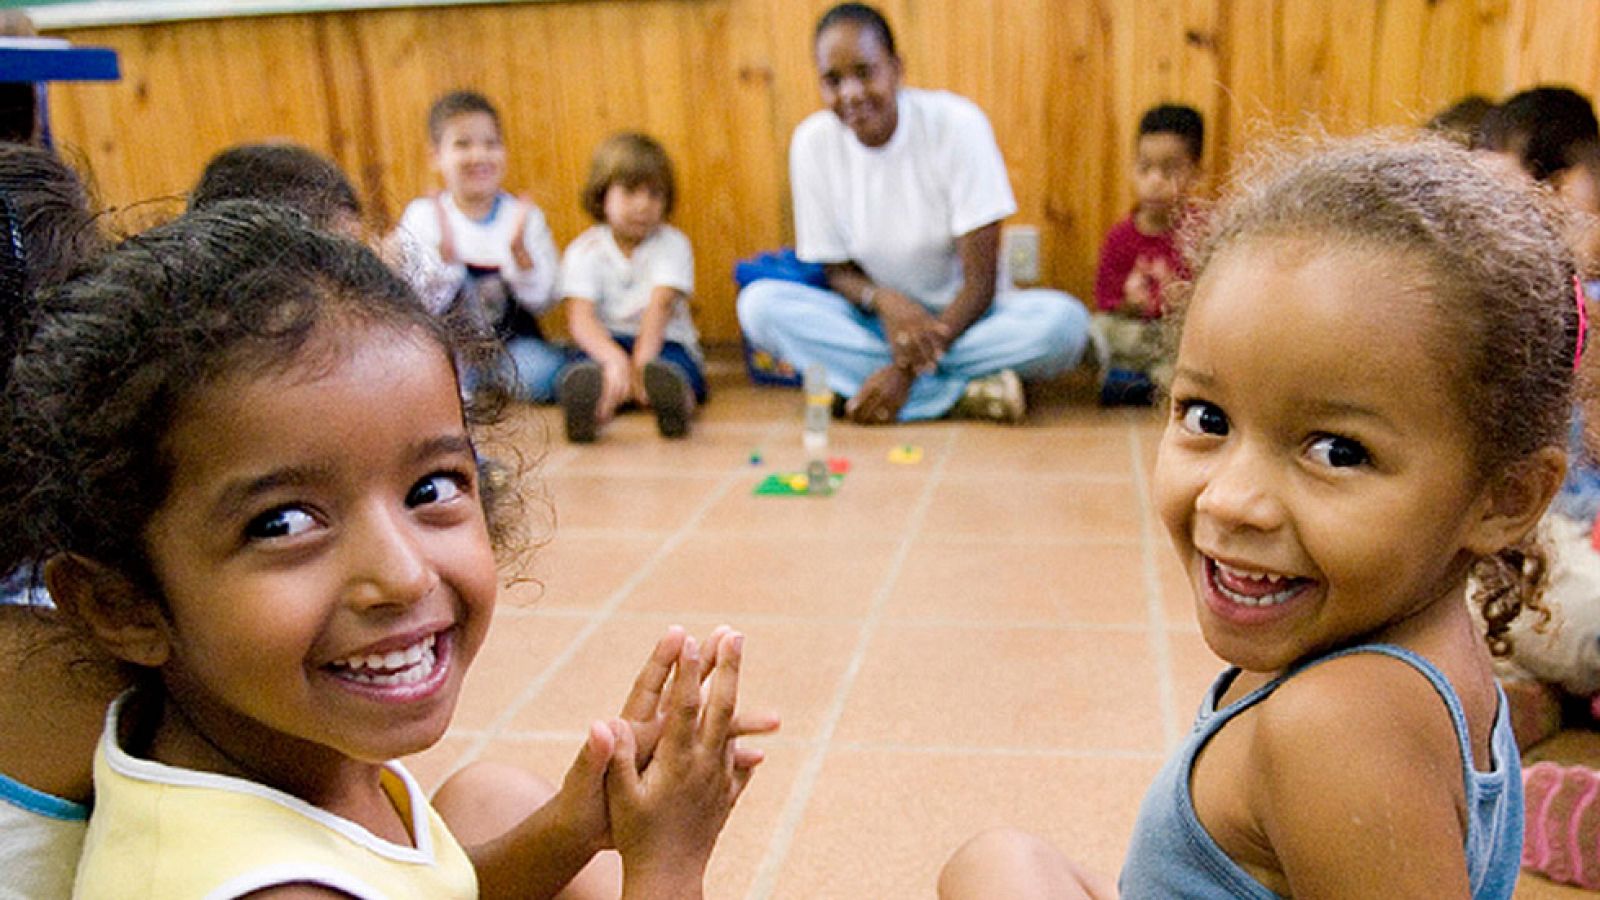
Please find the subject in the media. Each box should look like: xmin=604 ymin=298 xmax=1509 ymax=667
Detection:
xmin=1167 ymin=134 xmax=1580 ymax=656
xmin=1 ymin=200 xmax=520 ymax=627
xmin=190 ymin=142 xmax=361 ymax=231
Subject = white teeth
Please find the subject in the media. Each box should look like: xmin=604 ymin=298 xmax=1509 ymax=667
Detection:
xmin=331 ymin=634 xmax=437 ymax=682
xmin=1216 ymin=562 xmax=1286 ymax=585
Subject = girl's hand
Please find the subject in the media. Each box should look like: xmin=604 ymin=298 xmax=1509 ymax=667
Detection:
xmin=876 ymin=289 xmax=949 ymax=374
xmin=598 ymin=353 xmax=632 ymax=422
xmin=607 ymin=632 xmax=760 ymax=895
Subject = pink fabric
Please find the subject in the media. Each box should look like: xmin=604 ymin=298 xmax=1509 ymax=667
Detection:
xmin=1092 ymin=209 xmax=1190 ymax=317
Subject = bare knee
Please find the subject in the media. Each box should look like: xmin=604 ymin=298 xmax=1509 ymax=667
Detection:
xmin=939 ymin=828 xmax=1112 ymax=900
xmin=431 ymin=760 xmax=557 ymax=847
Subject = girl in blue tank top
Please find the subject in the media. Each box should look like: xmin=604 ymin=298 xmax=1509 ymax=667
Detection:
xmin=940 ymin=135 xmax=1585 ymax=899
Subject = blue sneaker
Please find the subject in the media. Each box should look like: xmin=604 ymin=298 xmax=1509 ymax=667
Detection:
xmin=1099 ymin=368 xmax=1156 ymax=407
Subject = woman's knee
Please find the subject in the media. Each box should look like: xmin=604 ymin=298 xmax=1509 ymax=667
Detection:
xmin=939 ymin=827 xmax=1105 ymax=900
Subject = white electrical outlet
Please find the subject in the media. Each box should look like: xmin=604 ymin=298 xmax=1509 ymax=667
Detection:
xmin=1003 ymin=224 xmax=1041 ymax=286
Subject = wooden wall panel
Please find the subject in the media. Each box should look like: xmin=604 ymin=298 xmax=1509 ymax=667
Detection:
xmin=40 ymin=0 xmax=1600 ymax=343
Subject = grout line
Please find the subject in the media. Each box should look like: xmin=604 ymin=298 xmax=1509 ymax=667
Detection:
xmin=448 ymin=461 xmax=751 ymax=776
xmin=1129 ymin=425 xmax=1180 ymax=750
xmin=744 ymin=428 xmax=958 ymax=900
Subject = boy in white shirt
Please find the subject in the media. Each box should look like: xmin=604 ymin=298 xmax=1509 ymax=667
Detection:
xmin=392 ymin=91 xmax=566 ymax=401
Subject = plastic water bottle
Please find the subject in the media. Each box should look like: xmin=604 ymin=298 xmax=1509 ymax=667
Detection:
xmin=803 ymin=364 xmax=831 ymax=495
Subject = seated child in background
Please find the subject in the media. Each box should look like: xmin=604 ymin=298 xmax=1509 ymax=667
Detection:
xmin=0 ymin=142 xmax=125 ymax=900
xmin=941 ymin=135 xmax=1576 ymax=899
xmin=3 ymin=201 xmax=776 ymax=898
xmin=1479 ymin=85 xmax=1598 ymax=184
xmin=1091 ymin=103 xmax=1202 ymax=406
xmin=393 ymin=90 xmax=566 ymax=403
xmin=1426 ymin=94 xmax=1498 ymax=148
xmin=557 ymin=132 xmax=703 ymax=443
xmin=190 ymin=140 xmax=363 ymax=238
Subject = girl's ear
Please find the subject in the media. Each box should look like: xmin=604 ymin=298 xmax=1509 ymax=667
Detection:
xmin=43 ymin=554 xmax=171 ymax=669
xmin=1464 ymin=445 xmax=1567 ymax=556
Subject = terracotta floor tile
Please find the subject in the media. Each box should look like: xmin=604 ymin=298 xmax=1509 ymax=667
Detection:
xmin=920 ymin=477 xmax=1142 ymax=542
xmin=557 ymin=422 xmax=782 ymax=474
xmin=451 ymin=610 xmax=593 ymax=730
xmin=1168 ymin=629 xmax=1229 ymax=730
xmin=511 ymin=531 xmax=669 ymax=611
xmin=768 ymin=748 xmax=1161 ymax=899
xmin=624 ymin=533 xmax=900 ymax=618
xmin=834 ymin=623 xmax=1166 ymax=752
xmin=505 ymin=616 xmax=862 ymax=742
xmin=697 ymin=471 xmax=930 ymax=537
xmin=542 ymin=472 xmax=728 ymax=531
xmin=401 ymin=734 xmax=474 ymax=792
xmin=943 ymin=427 xmax=1135 ymax=478
xmin=884 ymin=538 xmax=1148 ymax=626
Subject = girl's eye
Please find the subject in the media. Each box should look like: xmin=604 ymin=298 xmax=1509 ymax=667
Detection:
xmin=407 ymin=473 xmax=468 ymax=508
xmin=244 ymin=507 xmax=317 ymax=541
xmin=1307 ymin=435 xmax=1370 ymax=469
xmin=1178 ymin=401 xmax=1229 ymax=437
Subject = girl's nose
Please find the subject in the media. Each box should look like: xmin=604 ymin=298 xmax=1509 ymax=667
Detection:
xmin=342 ymin=507 xmax=438 ymax=611
xmin=1194 ymin=448 xmax=1283 ymax=533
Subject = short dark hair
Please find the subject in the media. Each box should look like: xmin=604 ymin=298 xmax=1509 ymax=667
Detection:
xmin=1426 ymin=95 xmax=1497 ymax=147
xmin=190 ymin=142 xmax=360 ymax=229
xmin=1139 ymin=104 xmax=1204 ymax=163
xmin=1480 ymin=85 xmax=1599 ymax=181
xmin=427 ymin=90 xmax=502 ymax=145
xmin=814 ymin=2 xmax=896 ymax=58
xmin=581 ymin=132 xmax=676 ymax=222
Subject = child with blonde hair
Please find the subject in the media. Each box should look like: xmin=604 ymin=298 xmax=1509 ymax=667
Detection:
xmin=557 ymin=132 xmax=703 ymax=443
xmin=942 ymin=135 xmax=1581 ymax=899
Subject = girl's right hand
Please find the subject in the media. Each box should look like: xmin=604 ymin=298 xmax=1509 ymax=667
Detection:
xmin=607 ymin=632 xmax=757 ymax=897
xmin=875 ymin=289 xmax=949 ymax=374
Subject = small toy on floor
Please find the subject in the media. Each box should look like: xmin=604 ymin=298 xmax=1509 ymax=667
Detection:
xmin=1525 ymin=761 xmax=1600 ymax=889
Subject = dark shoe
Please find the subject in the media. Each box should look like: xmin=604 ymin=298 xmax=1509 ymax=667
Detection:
xmin=558 ymin=362 xmax=603 ymax=443
xmin=643 ymin=360 xmax=693 ymax=438
xmin=1099 ymin=368 xmax=1155 ymax=407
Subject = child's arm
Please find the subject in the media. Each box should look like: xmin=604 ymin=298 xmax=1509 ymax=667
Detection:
xmin=628 ymin=286 xmax=686 ymax=399
xmin=503 ymin=199 xmax=560 ymax=315
xmin=1225 ymin=658 xmax=1475 ymax=898
xmin=566 ymin=297 xmax=632 ymax=421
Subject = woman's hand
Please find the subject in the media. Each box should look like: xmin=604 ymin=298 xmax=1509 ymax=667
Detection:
xmin=876 ymin=289 xmax=949 ymax=374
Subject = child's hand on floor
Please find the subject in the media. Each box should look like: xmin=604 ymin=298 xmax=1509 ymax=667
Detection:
xmin=606 ymin=629 xmax=764 ymax=894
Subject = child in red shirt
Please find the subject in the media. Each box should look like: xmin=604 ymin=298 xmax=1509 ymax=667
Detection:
xmin=1092 ymin=104 xmax=1202 ymax=405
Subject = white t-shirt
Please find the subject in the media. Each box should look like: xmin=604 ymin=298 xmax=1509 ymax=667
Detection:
xmin=391 ymin=191 xmax=559 ymax=317
xmin=559 ymin=223 xmax=701 ymax=358
xmin=790 ymin=87 xmax=1017 ymax=310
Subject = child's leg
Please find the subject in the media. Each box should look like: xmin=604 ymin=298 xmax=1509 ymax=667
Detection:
xmin=432 ymin=760 xmax=622 ymax=900
xmin=938 ymin=828 xmax=1117 ymax=900
xmin=504 ymin=336 xmax=573 ymax=403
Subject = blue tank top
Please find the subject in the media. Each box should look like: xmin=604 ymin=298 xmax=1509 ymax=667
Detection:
xmin=1118 ymin=643 xmax=1523 ymax=899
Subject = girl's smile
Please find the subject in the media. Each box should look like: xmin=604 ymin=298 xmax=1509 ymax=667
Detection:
xmin=139 ymin=325 xmax=497 ymax=784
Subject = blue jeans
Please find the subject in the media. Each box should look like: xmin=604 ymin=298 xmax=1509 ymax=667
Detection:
xmin=504 ymin=335 xmax=572 ymax=403
xmin=563 ymin=335 xmax=709 ymax=404
xmin=737 ymin=280 xmax=1090 ymax=421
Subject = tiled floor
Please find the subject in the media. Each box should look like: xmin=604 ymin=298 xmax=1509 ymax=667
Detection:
xmin=403 ymin=355 xmax=1583 ymax=899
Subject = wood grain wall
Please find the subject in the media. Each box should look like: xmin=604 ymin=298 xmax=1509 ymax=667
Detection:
xmin=41 ymin=0 xmax=1600 ymax=342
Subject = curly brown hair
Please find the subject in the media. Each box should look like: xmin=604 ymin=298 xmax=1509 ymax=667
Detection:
xmin=1166 ymin=134 xmax=1581 ymax=656
xmin=0 ymin=201 xmax=524 ymax=642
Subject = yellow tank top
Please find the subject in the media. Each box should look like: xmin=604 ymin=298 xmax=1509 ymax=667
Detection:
xmin=74 ymin=694 xmax=477 ymax=899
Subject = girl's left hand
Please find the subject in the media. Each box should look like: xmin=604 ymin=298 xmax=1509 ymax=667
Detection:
xmin=606 ymin=631 xmax=763 ymax=891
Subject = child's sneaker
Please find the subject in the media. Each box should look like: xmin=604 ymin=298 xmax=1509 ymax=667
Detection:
xmin=953 ymin=369 xmax=1025 ymax=423
xmin=1099 ymin=367 xmax=1156 ymax=407
xmin=558 ymin=362 xmax=603 ymax=444
xmin=643 ymin=359 xmax=693 ymax=438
